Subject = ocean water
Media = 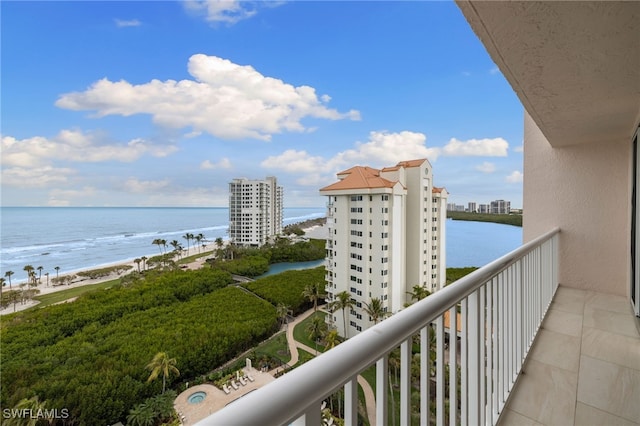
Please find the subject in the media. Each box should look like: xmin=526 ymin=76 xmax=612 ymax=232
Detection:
xmin=0 ymin=207 xmax=324 ymax=282
xmin=0 ymin=207 xmax=522 ymax=283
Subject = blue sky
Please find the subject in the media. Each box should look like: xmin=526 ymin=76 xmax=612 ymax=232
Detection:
xmin=1 ymin=1 xmax=524 ymax=208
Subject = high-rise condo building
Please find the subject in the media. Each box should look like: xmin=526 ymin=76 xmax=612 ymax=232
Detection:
xmin=229 ymin=176 xmax=283 ymax=247
xmin=320 ymin=159 xmax=448 ymax=337
xmin=490 ymin=199 xmax=511 ymax=214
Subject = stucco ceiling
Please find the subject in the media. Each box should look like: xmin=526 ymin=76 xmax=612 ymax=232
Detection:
xmin=457 ymin=1 xmax=640 ymax=147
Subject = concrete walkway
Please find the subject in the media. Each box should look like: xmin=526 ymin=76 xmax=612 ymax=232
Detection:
xmin=175 ymin=305 xmax=378 ymax=425
xmin=285 ymin=306 xmax=377 ymax=425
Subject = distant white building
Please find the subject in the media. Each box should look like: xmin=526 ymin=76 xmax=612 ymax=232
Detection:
xmin=468 ymin=202 xmax=477 ymax=213
xmin=229 ymin=176 xmax=283 ymax=247
xmin=320 ymin=159 xmax=448 ymax=337
xmin=490 ymin=199 xmax=511 ymax=214
xmin=479 ymin=204 xmax=491 ymax=214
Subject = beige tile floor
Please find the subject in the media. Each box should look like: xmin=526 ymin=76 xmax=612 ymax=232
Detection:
xmin=500 ymin=286 xmax=640 ymax=426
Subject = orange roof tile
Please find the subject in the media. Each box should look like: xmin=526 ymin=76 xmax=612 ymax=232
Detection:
xmin=322 ymin=159 xmax=429 ymax=192
xmin=320 ymin=166 xmax=397 ymax=191
xmin=432 ymin=187 xmax=443 ymax=193
xmin=395 ymin=159 xmax=427 ymax=168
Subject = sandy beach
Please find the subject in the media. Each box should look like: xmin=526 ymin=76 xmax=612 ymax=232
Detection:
xmin=1 ymin=223 xmax=328 ymax=315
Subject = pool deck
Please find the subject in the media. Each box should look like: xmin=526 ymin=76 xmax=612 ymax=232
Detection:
xmin=174 ymin=367 xmax=276 ymax=425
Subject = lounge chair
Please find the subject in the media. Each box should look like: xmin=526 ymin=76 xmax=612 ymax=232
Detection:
xmin=231 ymin=380 xmax=240 ymax=390
xmin=239 ymin=376 xmax=247 ymax=385
xmin=223 ymin=384 xmax=231 ymax=394
xmin=247 ymin=373 xmax=255 ymax=382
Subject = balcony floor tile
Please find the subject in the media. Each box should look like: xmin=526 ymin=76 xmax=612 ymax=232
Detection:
xmin=506 ymin=358 xmax=578 ymax=425
xmin=529 ymin=328 xmax=581 ymax=372
xmin=501 ymin=286 xmax=640 ymax=426
xmin=574 ymin=402 xmax=638 ymax=426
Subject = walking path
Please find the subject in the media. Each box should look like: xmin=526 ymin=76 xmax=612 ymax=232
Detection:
xmin=175 ymin=305 xmax=377 ymax=425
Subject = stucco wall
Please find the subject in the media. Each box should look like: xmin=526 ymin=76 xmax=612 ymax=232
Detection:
xmin=523 ymin=111 xmax=630 ymax=296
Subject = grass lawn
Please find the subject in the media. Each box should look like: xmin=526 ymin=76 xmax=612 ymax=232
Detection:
xmin=29 ymin=279 xmax=120 ymax=310
xmin=254 ymin=331 xmax=290 ymax=364
xmin=293 ymin=311 xmax=327 ymax=351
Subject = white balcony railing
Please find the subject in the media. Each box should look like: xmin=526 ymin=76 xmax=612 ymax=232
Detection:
xmin=198 ymin=228 xmax=559 ymax=426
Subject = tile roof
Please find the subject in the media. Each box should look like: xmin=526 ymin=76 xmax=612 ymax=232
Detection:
xmin=321 ymin=159 xmax=429 ymax=192
xmin=320 ymin=166 xmax=397 ymax=191
xmin=395 ymin=159 xmax=427 ymax=168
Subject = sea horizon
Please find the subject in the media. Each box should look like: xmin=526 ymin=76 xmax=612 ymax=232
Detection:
xmin=2 ymin=206 xmax=522 ymax=285
xmin=1 ymin=206 xmax=326 ymax=282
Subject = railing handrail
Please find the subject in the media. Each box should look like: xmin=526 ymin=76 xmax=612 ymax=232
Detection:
xmin=197 ymin=227 xmax=560 ymax=425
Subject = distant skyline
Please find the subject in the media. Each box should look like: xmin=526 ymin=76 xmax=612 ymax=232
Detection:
xmin=1 ymin=1 xmax=524 ymax=208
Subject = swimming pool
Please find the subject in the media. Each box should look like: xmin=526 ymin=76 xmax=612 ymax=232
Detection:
xmin=187 ymin=391 xmax=206 ymax=404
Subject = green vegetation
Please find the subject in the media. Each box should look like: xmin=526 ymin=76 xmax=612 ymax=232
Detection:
xmin=0 ymin=268 xmax=278 ymax=425
xmin=216 ymin=255 xmax=270 ymax=277
xmin=447 ymin=211 xmax=522 ymax=227
xmin=243 ymin=267 xmax=326 ymax=315
xmin=446 ymin=267 xmax=479 ymax=285
xmin=211 ymin=238 xmax=326 ymax=278
xmin=294 ymin=311 xmax=328 ymax=351
xmin=31 ymin=279 xmax=119 ymax=309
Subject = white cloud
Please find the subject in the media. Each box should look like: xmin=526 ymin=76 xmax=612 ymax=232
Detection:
xmin=442 ymin=137 xmax=509 ymax=157
xmin=475 ymin=161 xmax=496 ymax=173
xmin=1 ymin=131 xmax=178 ymax=168
xmin=115 ymin=19 xmax=141 ymax=27
xmin=1 ymin=166 xmax=75 ymax=188
xmin=200 ymin=158 xmax=232 ymax=169
xmin=332 ymin=131 xmax=439 ymax=167
xmin=56 ymin=54 xmax=360 ymax=141
xmin=489 ymin=66 xmax=500 ymax=75
xmin=122 ymin=178 xmax=171 ymax=194
xmin=514 ymin=145 xmax=524 ymax=153
xmin=48 ymin=187 xmax=97 ymax=206
xmin=184 ymin=0 xmax=257 ymax=25
xmin=262 ymin=130 xmax=439 ymax=186
xmin=506 ymin=171 xmax=523 ymax=183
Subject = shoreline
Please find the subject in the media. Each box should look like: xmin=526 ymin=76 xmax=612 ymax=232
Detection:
xmin=1 ymin=223 xmax=329 ymax=315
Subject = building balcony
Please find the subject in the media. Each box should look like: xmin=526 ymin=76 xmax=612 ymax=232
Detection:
xmin=197 ymin=228 xmax=638 ymax=425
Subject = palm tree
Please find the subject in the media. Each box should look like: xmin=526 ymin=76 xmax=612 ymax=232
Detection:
xmin=0 ymin=278 xmax=5 ymax=301
xmin=170 ymin=240 xmax=181 ymax=260
xmin=195 ymin=233 xmax=204 ymax=253
xmin=302 ymin=282 xmax=324 ymax=312
xmin=37 ymin=266 xmax=43 ymax=284
xmin=127 ymin=402 xmax=155 ymax=426
xmin=406 ymin=284 xmax=431 ymax=305
xmin=215 ymin=237 xmax=224 ymax=259
xmin=54 ymin=266 xmax=60 ymax=280
xmin=134 ymin=258 xmax=142 ymax=273
xmin=141 ymin=256 xmax=148 ymax=271
xmin=28 ymin=270 xmax=37 ymax=288
xmin=363 ymin=297 xmax=389 ymax=324
xmin=44 ymin=272 xmax=49 ymax=287
xmin=182 ymin=233 xmax=192 ymax=256
xmin=23 ymin=265 xmax=34 ymax=285
xmin=4 ymin=270 xmax=13 ymax=290
xmin=276 ymin=303 xmax=289 ymax=328
xmin=330 ymin=291 xmax=354 ymax=339
xmin=306 ymin=315 xmax=328 ymax=355
xmin=152 ymin=239 xmax=164 ymax=256
xmin=146 ymin=352 xmax=180 ymax=394
xmin=324 ymin=329 xmax=340 ymax=351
